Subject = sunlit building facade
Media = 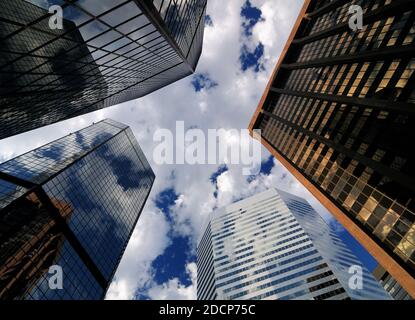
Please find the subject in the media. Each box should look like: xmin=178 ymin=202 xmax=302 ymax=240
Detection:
xmin=197 ymin=189 xmax=390 ymax=300
xmin=0 ymin=0 xmax=207 ymax=139
xmin=0 ymin=119 xmax=155 ymax=299
xmin=249 ymin=0 xmax=415 ymax=297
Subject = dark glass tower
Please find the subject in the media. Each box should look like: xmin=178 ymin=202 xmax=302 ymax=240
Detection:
xmin=0 ymin=0 xmax=207 ymax=139
xmin=249 ymin=0 xmax=415 ymax=298
xmin=0 ymin=119 xmax=155 ymax=299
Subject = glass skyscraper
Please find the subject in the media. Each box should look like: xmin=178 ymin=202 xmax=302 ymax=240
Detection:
xmin=0 ymin=0 xmax=207 ymax=139
xmin=0 ymin=119 xmax=155 ymax=299
xmin=197 ymin=189 xmax=391 ymax=300
xmin=249 ymin=0 xmax=415 ymax=297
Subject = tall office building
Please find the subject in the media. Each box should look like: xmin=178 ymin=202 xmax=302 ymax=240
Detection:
xmin=373 ymin=265 xmax=412 ymax=300
xmin=0 ymin=119 xmax=155 ymax=299
xmin=249 ymin=0 xmax=415 ymax=297
xmin=0 ymin=0 xmax=207 ymax=139
xmin=197 ymin=189 xmax=391 ymax=300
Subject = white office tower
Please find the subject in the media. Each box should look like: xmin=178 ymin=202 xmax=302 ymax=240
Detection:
xmin=197 ymin=189 xmax=391 ymax=300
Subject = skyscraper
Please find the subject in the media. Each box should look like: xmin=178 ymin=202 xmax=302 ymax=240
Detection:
xmin=0 ymin=0 xmax=207 ymax=139
xmin=249 ymin=0 xmax=415 ymax=297
xmin=0 ymin=119 xmax=155 ymax=299
xmin=197 ymin=189 xmax=391 ymax=300
xmin=373 ymin=265 xmax=412 ymax=300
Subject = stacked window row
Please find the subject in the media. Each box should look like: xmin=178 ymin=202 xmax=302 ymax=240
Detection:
xmin=262 ymin=114 xmax=415 ymax=272
xmin=297 ymin=10 xmax=415 ymax=63
xmin=284 ymin=59 xmax=415 ymax=101
xmin=307 ymin=0 xmax=392 ymax=36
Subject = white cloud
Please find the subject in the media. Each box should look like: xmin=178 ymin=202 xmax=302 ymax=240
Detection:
xmin=147 ymin=262 xmax=197 ymax=300
xmin=105 ymin=204 xmax=171 ymax=300
xmin=212 ymin=157 xmax=335 ymax=222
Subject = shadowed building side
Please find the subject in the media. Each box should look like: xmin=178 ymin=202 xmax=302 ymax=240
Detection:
xmin=0 ymin=194 xmax=72 ymax=300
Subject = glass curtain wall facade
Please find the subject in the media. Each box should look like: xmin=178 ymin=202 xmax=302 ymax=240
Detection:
xmin=0 ymin=0 xmax=207 ymax=139
xmin=197 ymin=189 xmax=391 ymax=300
xmin=0 ymin=119 xmax=155 ymax=299
xmin=249 ymin=0 xmax=415 ymax=297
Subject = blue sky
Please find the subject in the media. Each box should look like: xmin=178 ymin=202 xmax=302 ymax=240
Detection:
xmin=149 ymin=1 xmax=374 ymax=296
xmin=132 ymin=0 xmax=378 ymax=297
xmin=240 ymin=0 xmax=265 ymax=72
xmin=0 ymin=0 xmax=379 ymax=299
